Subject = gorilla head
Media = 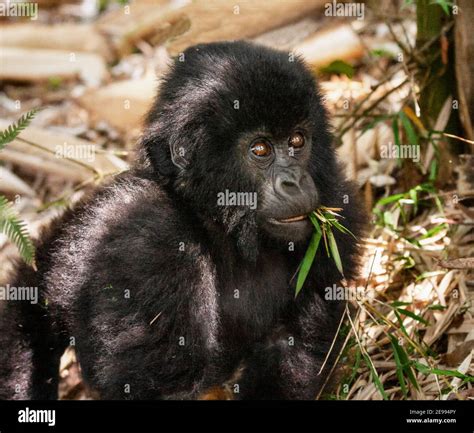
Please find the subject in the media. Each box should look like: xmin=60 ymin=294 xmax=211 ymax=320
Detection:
xmin=142 ymin=41 xmax=341 ymax=259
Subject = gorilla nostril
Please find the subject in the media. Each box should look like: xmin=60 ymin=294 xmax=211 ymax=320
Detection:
xmin=275 ymin=175 xmax=301 ymax=197
xmin=282 ymin=180 xmax=298 ymax=189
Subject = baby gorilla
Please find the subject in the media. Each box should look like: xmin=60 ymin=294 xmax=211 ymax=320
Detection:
xmin=0 ymin=41 xmax=365 ymax=400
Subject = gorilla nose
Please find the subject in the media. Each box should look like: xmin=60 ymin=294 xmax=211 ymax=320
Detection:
xmin=275 ymin=167 xmax=306 ymax=196
xmin=276 ymin=174 xmax=300 ymax=197
xmin=274 ymin=167 xmax=318 ymax=208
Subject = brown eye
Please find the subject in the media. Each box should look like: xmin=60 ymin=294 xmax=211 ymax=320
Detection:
xmin=289 ymin=132 xmax=305 ymax=149
xmin=251 ymin=141 xmax=272 ymax=157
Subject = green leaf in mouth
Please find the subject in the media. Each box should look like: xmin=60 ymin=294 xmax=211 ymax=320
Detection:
xmin=295 ymin=207 xmax=355 ymax=297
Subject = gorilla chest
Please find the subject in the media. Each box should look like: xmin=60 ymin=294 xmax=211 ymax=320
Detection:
xmin=216 ymin=255 xmax=293 ymax=342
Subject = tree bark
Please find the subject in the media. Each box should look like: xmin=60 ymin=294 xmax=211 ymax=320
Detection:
xmin=455 ymin=0 xmax=474 ymax=144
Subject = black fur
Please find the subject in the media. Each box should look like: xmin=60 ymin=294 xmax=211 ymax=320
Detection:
xmin=0 ymin=41 xmax=365 ymax=400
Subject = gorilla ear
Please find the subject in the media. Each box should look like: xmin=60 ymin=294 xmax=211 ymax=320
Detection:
xmin=170 ymin=142 xmax=189 ymax=170
xmin=142 ymin=112 xmax=203 ymax=176
xmin=141 ymin=129 xmax=177 ymax=177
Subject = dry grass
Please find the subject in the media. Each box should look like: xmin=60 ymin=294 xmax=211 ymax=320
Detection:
xmin=323 ymin=194 xmax=474 ymax=400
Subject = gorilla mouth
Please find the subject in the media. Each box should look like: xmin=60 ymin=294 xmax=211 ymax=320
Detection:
xmin=277 ymin=214 xmax=308 ymax=223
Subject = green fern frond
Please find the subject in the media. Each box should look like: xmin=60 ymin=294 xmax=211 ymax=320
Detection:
xmin=0 ymin=108 xmax=41 ymax=150
xmin=0 ymin=195 xmax=35 ymax=266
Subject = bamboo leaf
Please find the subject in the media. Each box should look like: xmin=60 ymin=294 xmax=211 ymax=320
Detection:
xmin=298 ymin=207 xmax=352 ymax=295
xmin=362 ymin=354 xmax=388 ymax=400
xmin=393 ymin=310 xmax=410 ymax=338
xmin=399 ymin=111 xmax=418 ymax=146
xmin=346 ymin=347 xmax=362 ymax=390
xmin=323 ymin=209 xmax=343 ymax=218
xmin=392 ymin=116 xmax=402 ymax=167
xmin=389 ymin=336 xmax=419 ymax=390
xmin=417 ymin=223 xmax=447 ymax=240
xmin=327 ymin=230 xmax=344 ymax=277
xmin=409 ymin=188 xmax=418 ymax=214
xmin=432 ymin=0 xmax=453 ymax=16
xmin=429 ymin=157 xmax=439 ymax=182
xmin=309 ymin=212 xmax=322 ymax=234
xmin=391 ymin=301 xmax=412 ymax=307
xmin=397 ymin=308 xmax=429 ymax=326
xmin=320 ymin=59 xmax=354 ymax=78
xmin=398 ymin=350 xmax=419 ymax=391
xmin=413 ymin=362 xmax=474 ymax=381
xmin=375 ymin=193 xmax=405 ymax=207
xmin=295 ymin=231 xmax=321 ymax=297
xmin=427 ymin=304 xmax=447 ymax=311
xmin=331 ymin=219 xmax=357 ymax=239
xmin=389 ymin=335 xmax=408 ymax=398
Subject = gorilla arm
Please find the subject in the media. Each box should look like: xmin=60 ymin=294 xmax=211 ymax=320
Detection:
xmin=235 ymin=288 xmax=345 ymax=400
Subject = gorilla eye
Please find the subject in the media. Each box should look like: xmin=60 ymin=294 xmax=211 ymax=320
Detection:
xmin=250 ymin=141 xmax=272 ymax=158
xmin=289 ymin=132 xmax=305 ymax=149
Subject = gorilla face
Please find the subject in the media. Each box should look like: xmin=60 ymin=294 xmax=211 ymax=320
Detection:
xmin=144 ymin=41 xmax=335 ymax=251
xmin=238 ymin=127 xmax=319 ymax=242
